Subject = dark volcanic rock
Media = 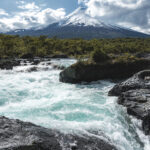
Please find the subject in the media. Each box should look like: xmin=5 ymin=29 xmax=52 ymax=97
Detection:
xmin=0 ymin=59 xmax=20 ymax=70
xmin=26 ymin=66 xmax=38 ymax=72
xmin=109 ymin=70 xmax=150 ymax=135
xmin=118 ymin=89 xmax=150 ymax=119
xmin=0 ymin=58 xmax=66 ymax=72
xmin=0 ymin=116 xmax=117 ymax=150
xmin=142 ymin=111 xmax=150 ymax=135
xmin=0 ymin=116 xmax=61 ymax=150
xmin=32 ymin=59 xmax=41 ymax=65
xmin=52 ymin=64 xmax=66 ymax=70
xmin=50 ymin=54 xmax=68 ymax=59
xmin=21 ymin=53 xmax=34 ymax=59
xmin=118 ymin=89 xmax=150 ymax=135
xmin=109 ymin=70 xmax=150 ymax=96
xmin=60 ymin=60 xmax=150 ymax=83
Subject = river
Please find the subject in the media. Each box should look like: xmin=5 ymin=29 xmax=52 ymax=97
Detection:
xmin=0 ymin=59 xmax=150 ymax=150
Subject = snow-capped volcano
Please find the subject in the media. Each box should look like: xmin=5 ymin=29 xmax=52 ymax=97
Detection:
xmin=59 ymin=7 xmax=107 ymax=27
xmin=7 ymin=7 xmax=150 ymax=39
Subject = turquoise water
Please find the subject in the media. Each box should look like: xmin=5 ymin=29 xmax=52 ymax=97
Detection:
xmin=0 ymin=59 xmax=150 ymax=150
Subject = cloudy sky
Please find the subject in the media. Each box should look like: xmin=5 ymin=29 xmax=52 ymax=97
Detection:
xmin=0 ymin=0 xmax=150 ymax=34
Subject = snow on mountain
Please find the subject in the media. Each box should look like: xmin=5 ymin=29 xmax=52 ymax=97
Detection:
xmin=6 ymin=7 xmax=150 ymax=39
xmin=59 ymin=7 xmax=108 ymax=27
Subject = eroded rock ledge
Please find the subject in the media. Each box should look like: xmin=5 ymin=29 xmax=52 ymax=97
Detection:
xmin=59 ymin=59 xmax=150 ymax=83
xmin=0 ymin=116 xmax=117 ymax=150
xmin=0 ymin=58 xmax=65 ymax=71
xmin=109 ymin=70 xmax=150 ymax=135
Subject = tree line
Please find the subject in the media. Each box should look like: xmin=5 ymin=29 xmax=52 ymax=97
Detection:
xmin=0 ymin=34 xmax=150 ymax=59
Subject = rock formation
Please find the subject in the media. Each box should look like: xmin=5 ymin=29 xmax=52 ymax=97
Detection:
xmin=0 ymin=116 xmax=117 ymax=150
xmin=109 ymin=70 xmax=150 ymax=135
xmin=60 ymin=60 xmax=150 ymax=83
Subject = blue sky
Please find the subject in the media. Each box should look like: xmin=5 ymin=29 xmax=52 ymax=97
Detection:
xmin=0 ymin=0 xmax=150 ymax=34
xmin=0 ymin=0 xmax=78 ymax=14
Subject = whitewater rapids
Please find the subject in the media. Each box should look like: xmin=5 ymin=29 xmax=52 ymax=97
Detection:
xmin=0 ymin=59 xmax=150 ymax=150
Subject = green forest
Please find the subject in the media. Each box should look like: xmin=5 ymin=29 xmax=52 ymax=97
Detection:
xmin=0 ymin=34 xmax=150 ymax=60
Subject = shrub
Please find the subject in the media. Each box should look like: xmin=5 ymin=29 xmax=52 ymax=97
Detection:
xmin=114 ymin=53 xmax=138 ymax=63
xmin=91 ymin=49 xmax=110 ymax=63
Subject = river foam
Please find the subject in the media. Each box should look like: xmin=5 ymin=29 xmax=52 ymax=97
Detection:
xmin=0 ymin=59 xmax=150 ymax=150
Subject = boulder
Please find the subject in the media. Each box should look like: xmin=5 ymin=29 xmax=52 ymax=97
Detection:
xmin=51 ymin=54 xmax=68 ymax=59
xmin=142 ymin=111 xmax=150 ymax=135
xmin=117 ymin=89 xmax=150 ymax=135
xmin=0 ymin=116 xmax=117 ymax=150
xmin=20 ymin=53 xmax=33 ymax=59
xmin=52 ymin=64 xmax=66 ymax=70
xmin=118 ymin=89 xmax=150 ymax=119
xmin=109 ymin=70 xmax=150 ymax=135
xmin=109 ymin=70 xmax=150 ymax=96
xmin=0 ymin=59 xmax=20 ymax=70
xmin=26 ymin=66 xmax=38 ymax=72
xmin=60 ymin=59 xmax=150 ymax=83
xmin=32 ymin=59 xmax=41 ymax=65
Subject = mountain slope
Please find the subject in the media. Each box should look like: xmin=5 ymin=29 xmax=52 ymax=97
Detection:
xmin=59 ymin=7 xmax=108 ymax=27
xmin=7 ymin=7 xmax=150 ymax=39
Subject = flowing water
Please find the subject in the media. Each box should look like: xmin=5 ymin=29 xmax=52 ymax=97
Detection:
xmin=0 ymin=59 xmax=150 ymax=150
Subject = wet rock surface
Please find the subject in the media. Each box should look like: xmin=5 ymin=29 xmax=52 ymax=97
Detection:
xmin=0 ymin=58 xmax=66 ymax=71
xmin=0 ymin=59 xmax=20 ymax=70
xmin=59 ymin=60 xmax=150 ymax=83
xmin=109 ymin=70 xmax=150 ymax=96
xmin=50 ymin=54 xmax=68 ymax=59
xmin=0 ymin=116 xmax=117 ymax=150
xmin=109 ymin=70 xmax=150 ymax=135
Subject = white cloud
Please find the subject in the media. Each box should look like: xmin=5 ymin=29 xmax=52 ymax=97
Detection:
xmin=0 ymin=1 xmax=66 ymax=32
xmin=78 ymin=0 xmax=88 ymax=4
xmin=79 ymin=0 xmax=150 ymax=34
xmin=17 ymin=2 xmax=40 ymax=10
xmin=0 ymin=0 xmax=149 ymax=34
xmin=0 ymin=9 xmax=8 ymax=16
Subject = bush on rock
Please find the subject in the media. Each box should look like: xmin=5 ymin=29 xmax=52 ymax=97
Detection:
xmin=91 ymin=49 xmax=110 ymax=63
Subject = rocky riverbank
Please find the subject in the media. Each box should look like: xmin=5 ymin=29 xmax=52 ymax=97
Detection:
xmin=59 ymin=59 xmax=150 ymax=83
xmin=59 ymin=57 xmax=150 ymax=136
xmin=0 ymin=54 xmax=69 ymax=70
xmin=0 ymin=59 xmax=20 ymax=70
xmin=0 ymin=58 xmax=65 ymax=71
xmin=0 ymin=116 xmax=117 ymax=150
xmin=109 ymin=70 xmax=150 ymax=135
